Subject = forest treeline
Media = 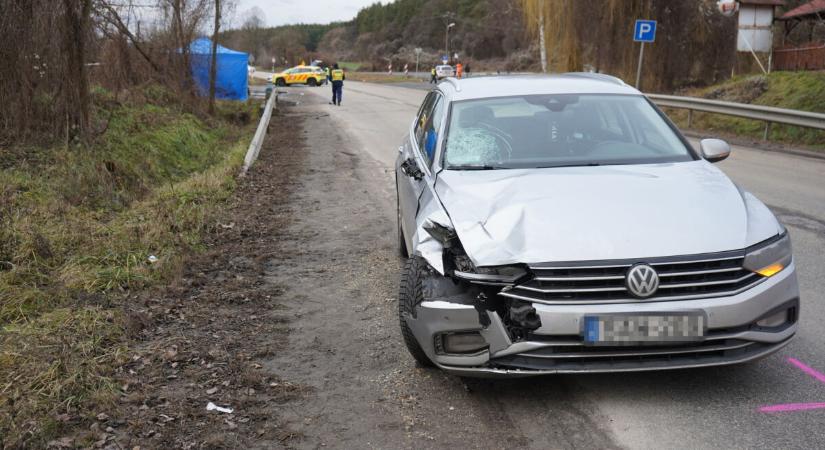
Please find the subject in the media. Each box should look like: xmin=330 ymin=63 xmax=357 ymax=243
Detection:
xmin=223 ymin=0 xmax=813 ymax=91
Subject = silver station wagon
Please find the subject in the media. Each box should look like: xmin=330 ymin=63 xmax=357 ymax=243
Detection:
xmin=395 ymin=74 xmax=799 ymax=377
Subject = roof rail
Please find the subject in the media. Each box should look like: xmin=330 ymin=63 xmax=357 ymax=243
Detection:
xmin=438 ymin=77 xmax=462 ymax=92
xmin=563 ymin=72 xmax=627 ymax=86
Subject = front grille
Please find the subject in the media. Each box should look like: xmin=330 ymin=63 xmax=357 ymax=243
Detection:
xmin=490 ymin=338 xmax=779 ymax=372
xmin=500 ymin=253 xmax=766 ymax=305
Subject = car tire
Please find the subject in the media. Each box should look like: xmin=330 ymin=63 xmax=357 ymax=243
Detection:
xmin=275 ymin=78 xmax=286 ymax=87
xmin=399 ymin=257 xmax=435 ymax=367
xmin=307 ymin=78 xmax=317 ymax=86
xmin=397 ymin=197 xmax=408 ymax=258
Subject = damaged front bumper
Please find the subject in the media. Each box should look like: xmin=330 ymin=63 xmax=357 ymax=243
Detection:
xmin=404 ymin=262 xmax=798 ymax=378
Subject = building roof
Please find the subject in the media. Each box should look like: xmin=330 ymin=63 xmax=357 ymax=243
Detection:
xmin=739 ymin=0 xmax=785 ymax=5
xmin=437 ymin=74 xmax=640 ymax=102
xmin=779 ymin=0 xmax=825 ymax=19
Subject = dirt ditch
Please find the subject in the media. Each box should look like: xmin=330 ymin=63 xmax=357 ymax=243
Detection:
xmin=74 ymin=109 xmax=313 ymax=449
xmin=75 ymin=94 xmax=618 ymax=450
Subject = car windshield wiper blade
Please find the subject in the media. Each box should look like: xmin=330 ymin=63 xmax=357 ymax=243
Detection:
xmin=535 ymin=162 xmax=603 ymax=169
xmin=447 ymin=164 xmax=506 ymax=170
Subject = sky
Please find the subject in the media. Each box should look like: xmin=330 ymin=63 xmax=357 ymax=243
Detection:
xmin=234 ymin=0 xmax=390 ymax=27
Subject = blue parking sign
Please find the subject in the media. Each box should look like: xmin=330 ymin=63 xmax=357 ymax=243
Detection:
xmin=634 ymin=20 xmax=657 ymax=43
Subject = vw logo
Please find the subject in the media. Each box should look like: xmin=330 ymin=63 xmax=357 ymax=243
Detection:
xmin=626 ymin=264 xmax=659 ymax=298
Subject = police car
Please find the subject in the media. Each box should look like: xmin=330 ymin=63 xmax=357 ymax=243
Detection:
xmin=271 ymin=65 xmax=327 ymax=87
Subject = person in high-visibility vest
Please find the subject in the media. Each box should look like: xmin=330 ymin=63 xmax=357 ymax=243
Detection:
xmin=430 ymin=67 xmax=437 ymax=84
xmin=330 ymin=63 xmax=345 ymax=106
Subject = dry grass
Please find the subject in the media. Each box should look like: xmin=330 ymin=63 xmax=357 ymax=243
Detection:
xmin=347 ymin=72 xmax=424 ymax=84
xmin=665 ymin=72 xmax=825 ymax=150
xmin=0 ymin=86 xmax=256 ymax=447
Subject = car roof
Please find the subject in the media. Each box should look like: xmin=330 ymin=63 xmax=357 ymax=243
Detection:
xmin=437 ymin=73 xmax=641 ymax=101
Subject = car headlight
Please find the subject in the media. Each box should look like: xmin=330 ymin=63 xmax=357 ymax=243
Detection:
xmin=743 ymin=233 xmax=792 ymax=277
xmin=453 ymin=263 xmax=527 ymax=284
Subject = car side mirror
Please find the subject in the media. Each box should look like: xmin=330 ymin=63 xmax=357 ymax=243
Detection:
xmin=699 ymin=139 xmax=731 ymax=163
xmin=400 ymin=158 xmax=424 ymax=181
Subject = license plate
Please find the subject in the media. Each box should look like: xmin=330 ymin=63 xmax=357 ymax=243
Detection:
xmin=583 ymin=314 xmax=705 ymax=345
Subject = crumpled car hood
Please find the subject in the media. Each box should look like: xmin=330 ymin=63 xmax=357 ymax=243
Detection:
xmin=433 ymin=161 xmax=781 ymax=267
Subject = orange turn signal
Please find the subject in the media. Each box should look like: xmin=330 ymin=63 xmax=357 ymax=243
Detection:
xmin=756 ymin=263 xmax=785 ymax=277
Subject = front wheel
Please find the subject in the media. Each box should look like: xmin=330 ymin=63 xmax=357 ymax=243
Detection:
xmin=307 ymin=78 xmax=317 ymax=86
xmin=398 ymin=257 xmax=435 ymax=367
xmin=275 ymin=78 xmax=286 ymax=87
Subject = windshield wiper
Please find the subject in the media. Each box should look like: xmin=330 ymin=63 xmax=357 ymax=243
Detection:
xmin=447 ymin=164 xmax=505 ymax=170
xmin=535 ymin=162 xmax=603 ymax=169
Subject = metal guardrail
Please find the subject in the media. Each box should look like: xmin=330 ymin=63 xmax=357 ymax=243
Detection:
xmin=647 ymin=94 xmax=825 ymax=140
xmin=241 ymin=90 xmax=277 ymax=175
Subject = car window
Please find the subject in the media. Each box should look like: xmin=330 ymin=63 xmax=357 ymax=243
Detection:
xmin=414 ymin=92 xmax=438 ymax=150
xmin=417 ymin=96 xmax=445 ymax=166
xmin=443 ymin=94 xmax=694 ymax=169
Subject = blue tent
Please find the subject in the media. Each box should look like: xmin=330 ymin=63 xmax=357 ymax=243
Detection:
xmin=188 ymin=37 xmax=248 ymax=101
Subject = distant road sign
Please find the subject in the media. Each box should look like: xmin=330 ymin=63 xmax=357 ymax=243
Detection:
xmin=634 ymin=20 xmax=657 ymax=43
xmin=441 ymin=55 xmax=449 ymax=64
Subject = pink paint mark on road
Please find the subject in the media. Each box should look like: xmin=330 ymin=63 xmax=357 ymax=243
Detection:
xmin=787 ymin=357 xmax=825 ymax=385
xmin=759 ymin=402 xmax=825 ymax=413
xmin=757 ymin=358 xmax=825 ymax=414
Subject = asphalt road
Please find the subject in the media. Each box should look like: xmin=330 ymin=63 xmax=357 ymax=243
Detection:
xmin=272 ymin=79 xmax=825 ymax=449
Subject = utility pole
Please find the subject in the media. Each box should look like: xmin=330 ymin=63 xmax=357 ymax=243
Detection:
xmin=445 ymin=22 xmax=456 ymax=64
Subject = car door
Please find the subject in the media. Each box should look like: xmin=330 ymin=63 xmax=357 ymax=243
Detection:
xmin=397 ymin=91 xmax=445 ymax=249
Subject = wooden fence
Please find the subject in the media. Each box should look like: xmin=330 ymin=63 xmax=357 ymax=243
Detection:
xmin=773 ymin=43 xmax=825 ymax=71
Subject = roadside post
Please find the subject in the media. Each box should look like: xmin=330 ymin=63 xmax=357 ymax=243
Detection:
xmin=414 ymin=47 xmax=422 ymax=73
xmin=633 ymin=19 xmax=657 ymax=89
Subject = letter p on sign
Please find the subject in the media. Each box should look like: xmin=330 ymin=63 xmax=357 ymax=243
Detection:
xmin=634 ymin=20 xmax=657 ymax=43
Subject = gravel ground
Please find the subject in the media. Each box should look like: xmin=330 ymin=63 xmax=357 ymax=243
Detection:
xmin=85 ymin=93 xmax=618 ymax=449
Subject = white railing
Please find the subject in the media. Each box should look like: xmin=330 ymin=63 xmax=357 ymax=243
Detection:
xmin=241 ymin=91 xmax=277 ymax=175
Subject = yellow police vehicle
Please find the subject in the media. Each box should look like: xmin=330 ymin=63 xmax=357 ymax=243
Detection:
xmin=271 ymin=65 xmax=327 ymax=87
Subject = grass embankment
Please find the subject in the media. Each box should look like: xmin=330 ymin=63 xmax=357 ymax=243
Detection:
xmin=337 ymin=61 xmax=363 ymax=71
xmin=348 ymin=72 xmax=424 ymax=84
xmin=664 ymin=71 xmax=825 ymax=150
xmin=0 ymin=86 xmax=256 ymax=447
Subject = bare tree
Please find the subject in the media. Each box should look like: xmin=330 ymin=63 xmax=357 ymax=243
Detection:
xmin=208 ymin=0 xmax=220 ymax=113
xmin=518 ymin=0 xmax=580 ymax=73
xmin=62 ymin=0 xmax=94 ymax=139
